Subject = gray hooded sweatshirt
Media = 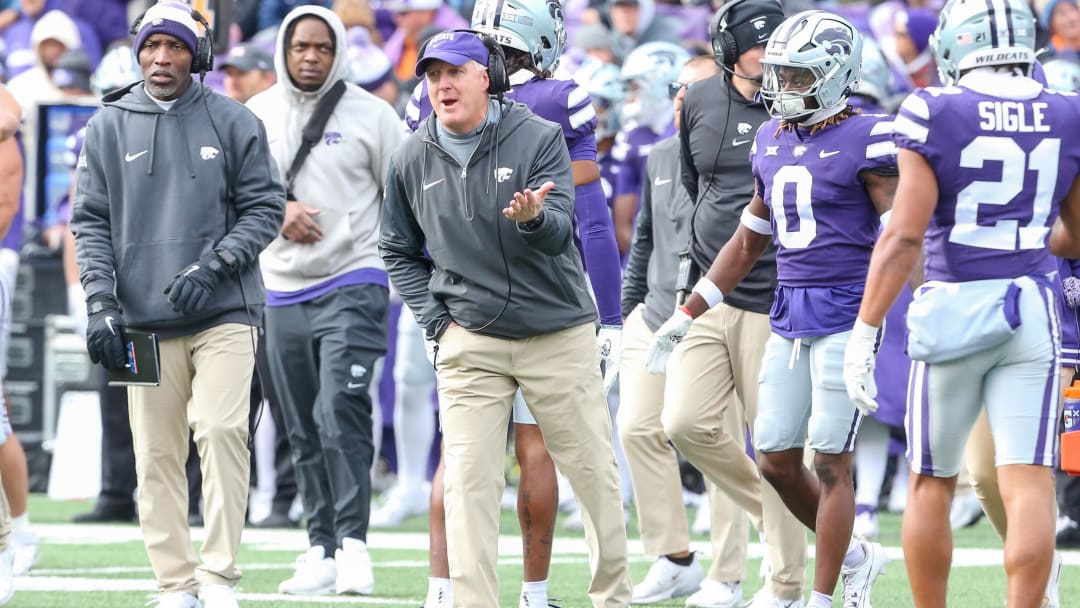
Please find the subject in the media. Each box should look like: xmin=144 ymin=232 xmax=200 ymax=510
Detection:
xmin=72 ymin=80 xmax=286 ymax=337
xmin=379 ymin=99 xmax=596 ymax=341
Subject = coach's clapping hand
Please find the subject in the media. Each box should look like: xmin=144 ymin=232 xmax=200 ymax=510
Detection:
xmin=504 ymin=181 xmax=555 ymax=225
xmin=164 ymin=250 xmax=230 ymax=314
xmin=85 ymin=294 xmax=127 ymax=370
xmin=281 ymin=201 xmax=324 ymax=243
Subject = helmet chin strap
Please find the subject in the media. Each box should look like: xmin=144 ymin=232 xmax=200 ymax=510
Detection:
xmin=796 ymin=100 xmax=848 ymax=126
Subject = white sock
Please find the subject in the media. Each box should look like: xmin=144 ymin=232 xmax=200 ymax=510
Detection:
xmin=807 ymin=591 xmax=832 ymax=607
xmin=11 ymin=513 xmax=29 ymax=533
xmin=522 ymin=579 xmax=548 ymax=604
xmin=844 ymin=537 xmax=866 ymax=568
xmin=853 ymin=418 xmax=890 ymax=507
xmin=425 ymin=577 xmax=452 ymax=606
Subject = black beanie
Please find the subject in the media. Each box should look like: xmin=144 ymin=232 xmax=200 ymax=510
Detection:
xmin=725 ymin=0 xmax=785 ymax=57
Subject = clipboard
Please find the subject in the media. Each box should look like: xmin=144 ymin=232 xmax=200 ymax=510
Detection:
xmin=106 ymin=330 xmax=162 ymax=387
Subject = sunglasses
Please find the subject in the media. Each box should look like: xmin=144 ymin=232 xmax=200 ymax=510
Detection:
xmin=667 ymin=80 xmax=698 ymax=99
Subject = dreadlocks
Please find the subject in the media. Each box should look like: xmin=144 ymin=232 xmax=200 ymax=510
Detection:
xmin=504 ymin=47 xmax=551 ymax=79
xmin=774 ymin=105 xmax=860 ymax=137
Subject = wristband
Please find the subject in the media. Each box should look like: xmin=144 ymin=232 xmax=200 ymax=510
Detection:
xmin=692 ymin=277 xmax=725 ymax=309
xmin=740 ymin=206 xmax=772 ymax=235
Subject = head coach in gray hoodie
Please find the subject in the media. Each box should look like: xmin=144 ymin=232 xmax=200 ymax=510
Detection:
xmin=378 ymin=29 xmax=631 ymax=608
xmin=70 ymin=2 xmax=285 ymax=606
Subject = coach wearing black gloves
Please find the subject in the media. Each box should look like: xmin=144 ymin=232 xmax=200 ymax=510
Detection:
xmin=71 ymin=3 xmax=284 ymax=607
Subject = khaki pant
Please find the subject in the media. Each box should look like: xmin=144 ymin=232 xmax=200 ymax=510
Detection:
xmin=128 ymin=323 xmax=254 ymax=594
xmin=617 ymin=307 xmax=747 ymax=581
xmin=662 ymin=303 xmax=807 ymax=600
xmin=437 ymin=323 xmax=631 ymax=608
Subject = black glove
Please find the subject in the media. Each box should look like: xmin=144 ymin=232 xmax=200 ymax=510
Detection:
xmin=85 ymin=294 xmax=127 ymax=369
xmin=163 ymin=249 xmax=232 ymax=314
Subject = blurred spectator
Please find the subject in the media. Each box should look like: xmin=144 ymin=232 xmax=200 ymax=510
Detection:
xmin=346 ymin=29 xmax=398 ymax=106
xmin=234 ymin=0 xmax=262 ymax=40
xmin=335 ymin=0 xmax=377 ymax=34
xmin=0 ymin=1 xmax=16 ymax=33
xmin=260 ymin=0 xmax=334 ymax=32
xmin=383 ymin=0 xmax=465 ymax=82
xmin=57 ymin=0 xmax=128 ymax=49
xmin=3 ymin=0 xmax=100 ymax=80
xmin=1041 ymin=0 xmax=1080 ymax=60
xmin=606 ymin=0 xmax=681 ymax=60
xmin=7 ymin=9 xmax=81 ymax=111
xmin=892 ymin=7 xmax=937 ymax=87
xmin=220 ymin=43 xmax=275 ymax=103
xmin=89 ymin=43 xmax=138 ymax=96
xmin=51 ymin=47 xmax=91 ymax=97
xmin=565 ymin=22 xmax=622 ymax=70
xmin=654 ymin=0 xmax=710 ymax=47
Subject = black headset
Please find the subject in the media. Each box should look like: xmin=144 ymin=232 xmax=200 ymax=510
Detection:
xmin=418 ymin=29 xmax=510 ymax=96
xmin=710 ymin=0 xmax=781 ymax=68
xmin=129 ymin=6 xmax=215 ymax=76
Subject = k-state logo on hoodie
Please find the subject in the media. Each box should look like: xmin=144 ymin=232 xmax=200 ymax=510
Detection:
xmin=200 ymin=146 xmax=219 ymax=160
xmin=324 ymin=132 xmax=342 ymax=145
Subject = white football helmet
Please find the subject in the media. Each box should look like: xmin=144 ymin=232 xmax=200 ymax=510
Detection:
xmin=618 ymin=41 xmax=690 ymax=129
xmin=471 ymin=0 xmax=567 ymax=73
xmin=930 ymin=0 xmax=1036 ymax=86
xmin=760 ymin=10 xmax=863 ymax=122
xmin=573 ymin=57 xmax=625 ymax=140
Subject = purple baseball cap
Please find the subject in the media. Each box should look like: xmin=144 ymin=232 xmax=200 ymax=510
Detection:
xmin=414 ymin=30 xmax=489 ymax=77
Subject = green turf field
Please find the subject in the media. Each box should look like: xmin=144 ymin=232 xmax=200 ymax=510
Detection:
xmin=16 ymin=494 xmax=1078 ymax=606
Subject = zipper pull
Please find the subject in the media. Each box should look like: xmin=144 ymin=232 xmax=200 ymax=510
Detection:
xmin=460 ymin=166 xmax=467 ymax=179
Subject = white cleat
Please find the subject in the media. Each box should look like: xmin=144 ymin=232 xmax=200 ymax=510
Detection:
xmin=149 ymin=591 xmax=201 ymax=608
xmin=0 ymin=546 xmax=12 ymax=606
xmin=198 ymin=584 xmax=238 ymax=608
xmin=631 ymin=554 xmax=705 ymax=604
xmin=840 ymin=540 xmax=887 ymax=608
xmin=370 ymin=484 xmax=430 ymax=528
xmin=684 ymin=579 xmax=741 ymax=608
xmin=335 ymin=538 xmax=374 ymax=595
xmin=747 ymin=589 xmax=805 ymax=608
xmin=853 ymin=507 xmax=879 ymax=541
xmin=949 ymin=492 xmax=984 ymax=529
xmin=11 ymin=529 xmax=39 ymax=576
xmin=278 ymin=546 xmax=337 ymax=595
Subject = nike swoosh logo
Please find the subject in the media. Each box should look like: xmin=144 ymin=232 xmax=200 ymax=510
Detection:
xmin=820 ymin=150 xmax=841 ymax=158
xmin=124 ymin=150 xmax=148 ymax=162
xmin=423 ymin=178 xmax=445 ymax=191
xmin=105 ymin=316 xmax=117 ymax=335
xmin=346 ymin=381 xmax=366 ymax=389
xmin=654 ymin=177 xmax=672 ymax=186
xmin=731 ymin=138 xmax=751 ymax=147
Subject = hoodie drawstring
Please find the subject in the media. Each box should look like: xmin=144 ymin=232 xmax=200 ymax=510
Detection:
xmin=146 ymin=114 xmax=160 ymax=176
xmin=175 ymin=118 xmax=197 ymax=179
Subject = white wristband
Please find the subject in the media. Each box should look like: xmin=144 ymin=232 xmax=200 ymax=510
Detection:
xmin=740 ymin=206 xmax=772 ymax=235
xmin=692 ymin=277 xmax=725 ymax=309
xmin=851 ymin=317 xmax=880 ymax=339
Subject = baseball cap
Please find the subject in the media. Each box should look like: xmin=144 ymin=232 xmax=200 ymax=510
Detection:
xmin=385 ymin=0 xmax=442 ymax=12
xmin=220 ymin=44 xmax=274 ymax=72
xmin=414 ymin=30 xmax=489 ymax=77
xmin=53 ymin=49 xmax=93 ymax=92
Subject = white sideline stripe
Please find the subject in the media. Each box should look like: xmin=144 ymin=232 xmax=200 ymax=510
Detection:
xmin=15 ymin=578 xmax=419 ymax=603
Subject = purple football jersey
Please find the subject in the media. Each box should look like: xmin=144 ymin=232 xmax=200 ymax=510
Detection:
xmin=893 ymin=78 xmax=1080 ymax=282
xmin=404 ymin=72 xmax=598 ymax=162
xmin=752 ymin=113 xmax=897 ymax=288
xmin=611 ymin=122 xmax=675 ymax=199
xmin=1058 ymin=257 xmax=1080 ymax=366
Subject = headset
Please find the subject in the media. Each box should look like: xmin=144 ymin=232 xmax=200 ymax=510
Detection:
xmin=129 ymin=4 xmax=215 ymax=76
xmin=710 ymin=0 xmax=781 ymax=70
xmin=417 ymin=29 xmax=510 ymax=96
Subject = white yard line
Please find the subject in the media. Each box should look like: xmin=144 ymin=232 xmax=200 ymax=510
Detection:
xmin=31 ymin=522 xmax=1080 ymax=568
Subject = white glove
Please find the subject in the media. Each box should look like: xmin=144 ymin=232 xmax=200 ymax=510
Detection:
xmin=843 ymin=318 xmax=881 ymax=415
xmin=597 ymin=325 xmax=623 ymax=396
xmin=646 ymin=308 xmax=694 ymax=374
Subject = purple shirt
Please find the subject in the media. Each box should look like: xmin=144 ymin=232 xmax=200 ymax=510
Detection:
xmin=751 ymin=113 xmax=896 ymax=337
xmin=611 ymin=122 xmax=674 ymax=200
xmin=893 ymin=82 xmax=1080 ymax=282
xmin=266 ymin=268 xmax=389 ymax=307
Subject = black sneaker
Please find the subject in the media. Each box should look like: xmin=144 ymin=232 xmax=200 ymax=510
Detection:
xmin=1057 ymin=517 xmax=1080 ymax=548
xmin=72 ymin=501 xmax=137 ymax=523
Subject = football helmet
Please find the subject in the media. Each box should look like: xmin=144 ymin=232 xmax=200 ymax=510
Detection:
xmin=618 ymin=41 xmax=690 ymax=128
xmin=574 ymin=57 xmax=625 ymax=139
xmin=92 ymin=45 xmax=140 ymax=96
xmin=1041 ymin=58 xmax=1080 ymax=91
xmin=471 ymin=0 xmax=567 ymax=73
xmin=930 ymin=0 xmax=1036 ymax=86
xmin=760 ymin=10 xmax=862 ymax=122
xmin=852 ymin=37 xmax=891 ymax=106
